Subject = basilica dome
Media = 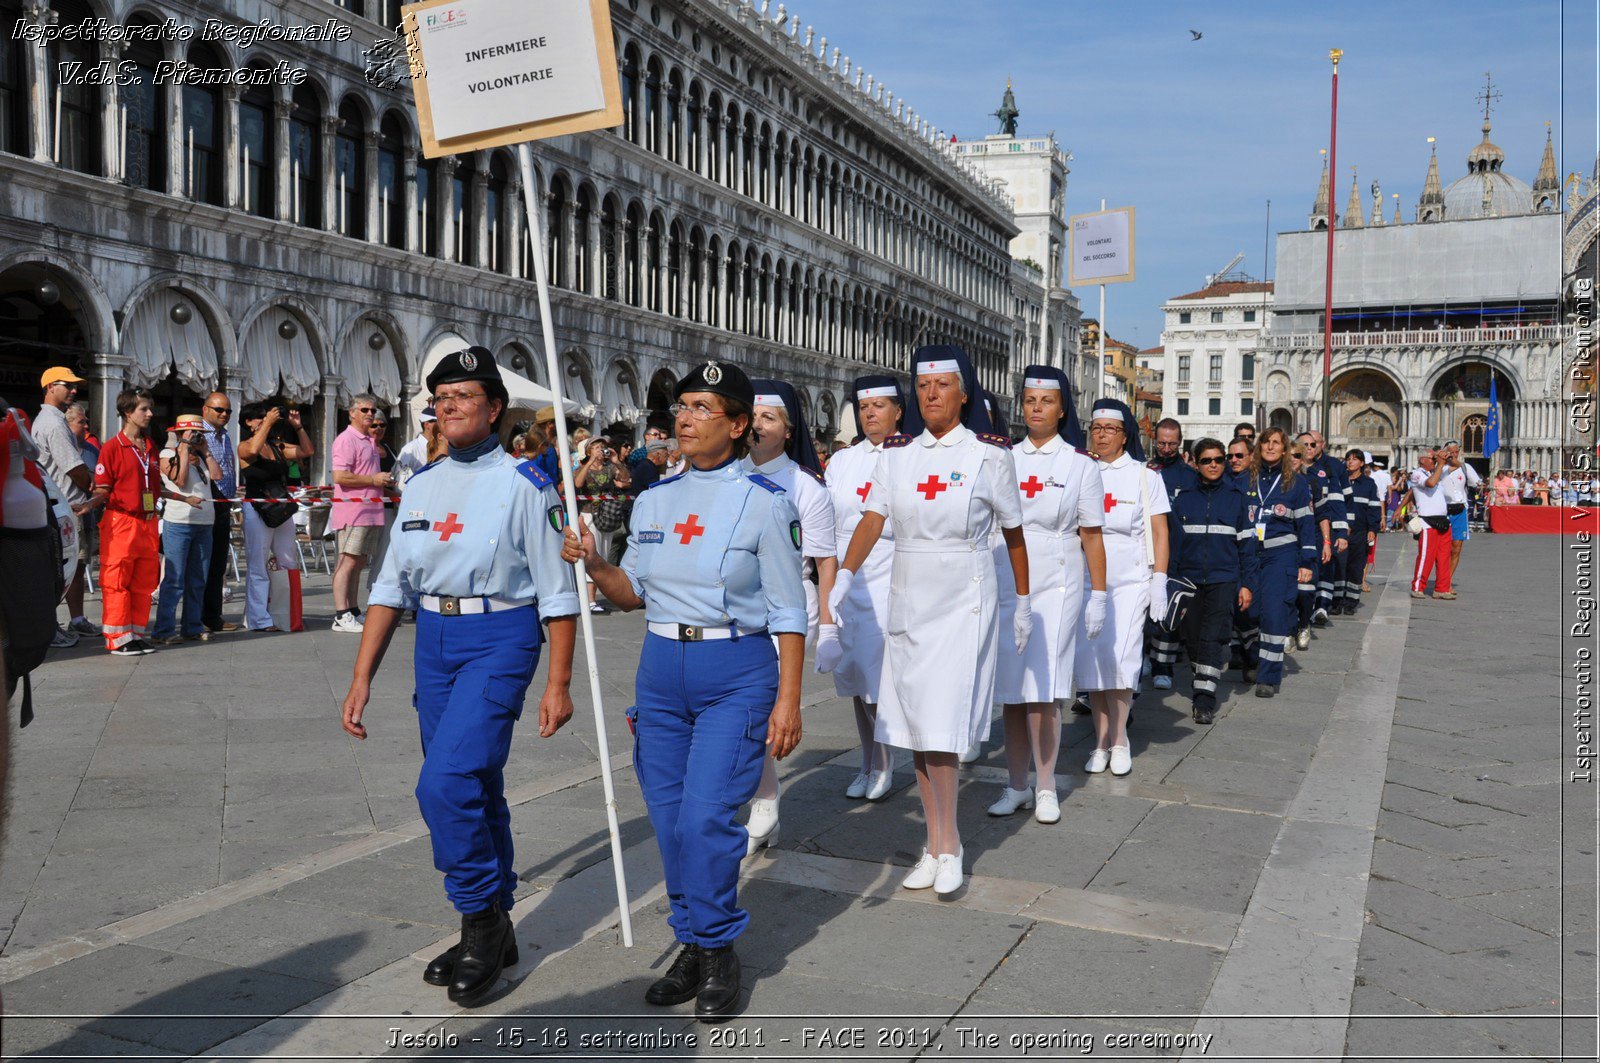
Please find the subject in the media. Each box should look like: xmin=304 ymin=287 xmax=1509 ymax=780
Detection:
xmin=1441 ymin=122 xmax=1535 ymax=218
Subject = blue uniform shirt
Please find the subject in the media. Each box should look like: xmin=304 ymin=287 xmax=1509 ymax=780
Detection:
xmin=1149 ymin=456 xmax=1199 ymax=502
xmin=369 ymin=437 xmax=580 ymax=619
xmin=622 ymin=457 xmax=807 ymax=634
xmin=1246 ymin=471 xmax=1317 ymax=561
xmin=1310 ymin=454 xmax=1350 ymax=537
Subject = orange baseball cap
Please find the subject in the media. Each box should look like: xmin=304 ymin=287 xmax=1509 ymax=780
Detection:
xmin=41 ymin=366 xmax=86 ymax=387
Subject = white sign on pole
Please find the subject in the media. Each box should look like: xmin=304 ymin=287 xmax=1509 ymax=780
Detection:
xmin=1069 ymin=206 xmax=1137 ymax=287
xmin=402 ymin=0 xmax=622 ymax=157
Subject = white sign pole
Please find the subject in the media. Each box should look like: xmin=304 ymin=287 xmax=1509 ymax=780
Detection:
xmin=515 ymin=141 xmax=634 ymax=948
xmin=1098 ymin=198 xmax=1109 ymax=397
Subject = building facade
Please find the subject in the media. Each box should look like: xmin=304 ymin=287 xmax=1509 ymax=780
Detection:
xmin=0 ymin=0 xmax=1020 ymax=475
xmin=1158 ymin=281 xmax=1273 ymax=441
xmin=1259 ymin=106 xmax=1566 ymax=473
xmin=954 ymin=113 xmax=1091 ymax=421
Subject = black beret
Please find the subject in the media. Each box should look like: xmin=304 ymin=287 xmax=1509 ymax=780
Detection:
xmin=674 ymin=360 xmax=754 ymax=408
xmin=426 ymin=346 xmax=503 ymax=393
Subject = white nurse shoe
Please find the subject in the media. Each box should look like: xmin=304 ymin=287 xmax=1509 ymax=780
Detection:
xmin=864 ymin=769 xmax=895 ymax=801
xmin=844 ymin=772 xmax=870 ymax=799
xmin=1085 ymin=748 xmax=1111 ymax=774
xmin=902 ymin=849 xmax=939 ymax=890
xmin=1109 ymin=745 xmax=1133 ymax=776
xmin=1033 ymin=790 xmax=1061 ymax=824
xmin=934 ymin=849 xmax=965 ymax=896
xmin=986 ymin=787 xmax=1034 ymax=816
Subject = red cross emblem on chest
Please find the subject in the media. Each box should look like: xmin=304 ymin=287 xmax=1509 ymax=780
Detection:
xmin=916 ymin=475 xmax=949 ymax=501
xmin=855 ymin=482 xmax=872 ymax=502
xmin=1104 ymin=492 xmax=1118 ymax=514
xmin=1020 ymin=476 xmax=1045 ymax=499
xmin=673 ymin=514 xmax=706 ymax=545
xmin=432 ymin=512 xmax=465 ymax=541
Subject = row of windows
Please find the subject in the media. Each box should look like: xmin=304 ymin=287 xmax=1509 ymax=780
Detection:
xmin=1175 ymin=354 xmax=1256 ymax=385
xmin=1176 ymin=308 xmax=1260 ymax=325
xmin=609 ymin=32 xmax=1009 ymax=311
xmin=1175 ymin=397 xmax=1254 ymax=417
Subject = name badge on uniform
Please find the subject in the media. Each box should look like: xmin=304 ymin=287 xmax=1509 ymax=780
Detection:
xmin=402 ymin=519 xmax=428 ymax=532
xmin=1255 ymin=522 xmax=1266 ymax=542
xmin=638 ymin=530 xmax=664 ymax=544
xmin=142 ymin=491 xmax=156 ymax=513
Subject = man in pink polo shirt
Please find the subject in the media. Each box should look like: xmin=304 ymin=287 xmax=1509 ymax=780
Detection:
xmin=330 ymin=393 xmax=394 ymax=632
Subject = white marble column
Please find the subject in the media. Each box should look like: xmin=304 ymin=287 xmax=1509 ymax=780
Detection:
xmin=319 ymin=115 xmax=339 ymax=231
xmin=363 ymin=131 xmax=380 ymax=242
xmin=24 ymin=1 xmax=53 ymax=163
xmin=101 ymin=41 xmax=123 ymax=179
xmin=273 ymin=98 xmax=291 ymax=221
xmin=402 ymin=154 xmax=419 ymax=253
xmin=222 ymin=84 xmax=242 ymax=209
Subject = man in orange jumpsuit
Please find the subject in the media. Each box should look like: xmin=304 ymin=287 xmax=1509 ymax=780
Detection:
xmin=94 ymin=388 xmax=195 ymax=655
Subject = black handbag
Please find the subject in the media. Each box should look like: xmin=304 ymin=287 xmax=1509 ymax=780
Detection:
xmin=252 ymin=481 xmax=297 ymax=529
xmin=1160 ymin=576 xmax=1199 ymax=631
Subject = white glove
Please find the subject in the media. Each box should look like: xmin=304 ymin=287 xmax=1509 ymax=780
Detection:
xmin=1084 ymin=589 xmax=1107 ymax=640
xmin=815 ymin=624 xmax=843 ymax=673
xmin=1012 ymin=594 xmax=1033 ymax=655
xmin=827 ymin=568 xmax=854 ymax=627
xmin=1149 ymin=573 xmax=1169 ymax=624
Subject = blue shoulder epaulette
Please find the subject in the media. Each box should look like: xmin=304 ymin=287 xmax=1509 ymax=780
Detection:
xmin=976 ymin=432 xmax=1011 ymax=449
xmin=748 ymin=473 xmax=786 ymax=494
xmin=516 ymin=460 xmax=553 ymax=489
xmin=882 ymin=433 xmax=913 ymax=449
xmin=798 ymin=465 xmax=825 ymax=486
xmin=645 ymin=471 xmax=685 ymax=491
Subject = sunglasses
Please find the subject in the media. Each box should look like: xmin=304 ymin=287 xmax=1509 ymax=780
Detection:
xmin=1197 ymin=457 xmax=1226 ymax=466
xmin=206 ymin=405 xmax=232 ymax=414
xmin=354 ymin=406 xmax=378 ymax=414
xmin=1228 ymin=452 xmax=1249 ymax=460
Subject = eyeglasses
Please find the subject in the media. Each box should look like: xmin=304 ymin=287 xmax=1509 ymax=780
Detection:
xmin=430 ymin=391 xmax=487 ymax=410
xmin=669 ymin=402 xmax=727 ymax=421
xmin=354 ymin=406 xmax=378 ymax=415
xmin=1089 ymin=424 xmax=1124 ymax=434
xmin=1197 ymin=456 xmax=1225 ymax=466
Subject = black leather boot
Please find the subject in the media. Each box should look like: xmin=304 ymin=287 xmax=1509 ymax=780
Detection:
xmin=423 ymin=933 xmax=520 ymax=986
xmin=447 ymin=904 xmax=511 ymax=1006
xmin=644 ymin=943 xmax=701 ymax=1005
xmin=695 ymin=945 xmax=741 ymax=1023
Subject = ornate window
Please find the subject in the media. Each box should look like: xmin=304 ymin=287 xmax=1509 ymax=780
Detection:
xmin=182 ymin=44 xmax=227 ymax=204
xmin=1461 ymin=414 xmax=1487 ymax=454
xmin=52 ymin=0 xmax=101 ymax=176
xmin=240 ymin=81 xmax=275 ymax=217
xmin=289 ymin=86 xmax=323 ymax=226
xmin=0 ymin=0 xmax=27 ymax=156
xmin=335 ymin=101 xmax=366 ymax=239
xmin=1348 ymin=410 xmax=1393 ymax=440
xmin=377 ymin=114 xmax=405 ymax=248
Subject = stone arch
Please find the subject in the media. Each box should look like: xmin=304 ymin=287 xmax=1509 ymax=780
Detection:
xmin=116 ymin=275 xmax=234 ymax=397
xmin=496 ymin=338 xmax=544 ymax=385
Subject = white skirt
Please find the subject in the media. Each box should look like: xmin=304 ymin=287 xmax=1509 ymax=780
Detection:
xmin=1072 ymin=535 xmax=1149 ymax=692
xmin=875 ymin=538 xmax=997 ymax=753
xmin=832 ymin=541 xmax=891 ymax=701
xmin=996 ymin=528 xmax=1085 ymax=704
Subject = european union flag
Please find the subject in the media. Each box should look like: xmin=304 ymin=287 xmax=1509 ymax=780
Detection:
xmin=1484 ymin=374 xmax=1501 ymax=459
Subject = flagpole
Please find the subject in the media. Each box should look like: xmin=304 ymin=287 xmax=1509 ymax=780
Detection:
xmin=1321 ymin=48 xmax=1342 ymax=441
xmin=515 ymin=141 xmax=633 ymax=948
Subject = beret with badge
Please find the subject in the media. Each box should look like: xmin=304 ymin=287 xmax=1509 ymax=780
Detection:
xmin=674 ymin=359 xmax=754 ymax=408
xmin=425 ymin=345 xmax=503 ymax=393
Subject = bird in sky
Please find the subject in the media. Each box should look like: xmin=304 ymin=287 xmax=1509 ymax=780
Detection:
xmin=1189 ymin=29 xmax=1203 ymax=40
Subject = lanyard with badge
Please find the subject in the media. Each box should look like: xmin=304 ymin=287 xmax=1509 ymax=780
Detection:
xmin=1255 ymin=474 xmax=1281 ymax=542
xmin=129 ymin=437 xmax=157 ymax=513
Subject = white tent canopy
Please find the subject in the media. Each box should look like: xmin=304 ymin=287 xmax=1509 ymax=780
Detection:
xmin=410 ymin=344 xmax=581 ymax=432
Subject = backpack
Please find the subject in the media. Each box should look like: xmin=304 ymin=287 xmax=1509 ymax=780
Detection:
xmin=0 ymin=402 xmax=67 ymax=727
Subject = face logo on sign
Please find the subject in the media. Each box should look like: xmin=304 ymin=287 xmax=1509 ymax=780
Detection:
xmin=424 ymin=8 xmax=468 ymax=28
xmin=459 ymin=350 xmax=478 ymax=371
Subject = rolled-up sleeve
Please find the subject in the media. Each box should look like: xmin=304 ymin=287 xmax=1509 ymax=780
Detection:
xmin=368 ymin=527 xmax=415 ymax=610
xmin=758 ymin=493 xmax=807 ymax=635
xmin=532 ymin=484 xmax=581 ymax=620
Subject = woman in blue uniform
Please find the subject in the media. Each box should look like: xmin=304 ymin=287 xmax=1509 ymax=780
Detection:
xmin=1244 ymin=428 xmax=1315 ymax=698
xmin=1337 ymin=449 xmax=1381 ymax=614
xmin=562 ymin=360 xmax=806 ymax=1022
xmin=1165 ymin=438 xmax=1258 ymax=724
xmin=340 ymin=347 xmax=580 ymax=1007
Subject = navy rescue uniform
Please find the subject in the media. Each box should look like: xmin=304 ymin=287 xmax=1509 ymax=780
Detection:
xmin=1307 ymin=453 xmax=1350 ymax=619
xmin=1339 ymin=473 xmax=1382 ymax=609
xmin=1167 ymin=476 xmax=1260 ymax=714
xmin=369 ymin=434 xmax=580 ymax=914
xmin=622 ymin=457 xmax=806 ymax=949
xmin=1244 ymin=471 xmax=1316 ymax=687
xmin=1147 ymin=456 xmax=1199 ymax=681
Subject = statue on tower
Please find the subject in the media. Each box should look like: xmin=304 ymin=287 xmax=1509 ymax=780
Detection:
xmin=993 ymin=80 xmax=1019 ymax=137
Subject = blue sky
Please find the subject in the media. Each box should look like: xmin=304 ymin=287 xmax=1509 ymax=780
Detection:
xmin=791 ymin=0 xmax=1597 ymax=350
